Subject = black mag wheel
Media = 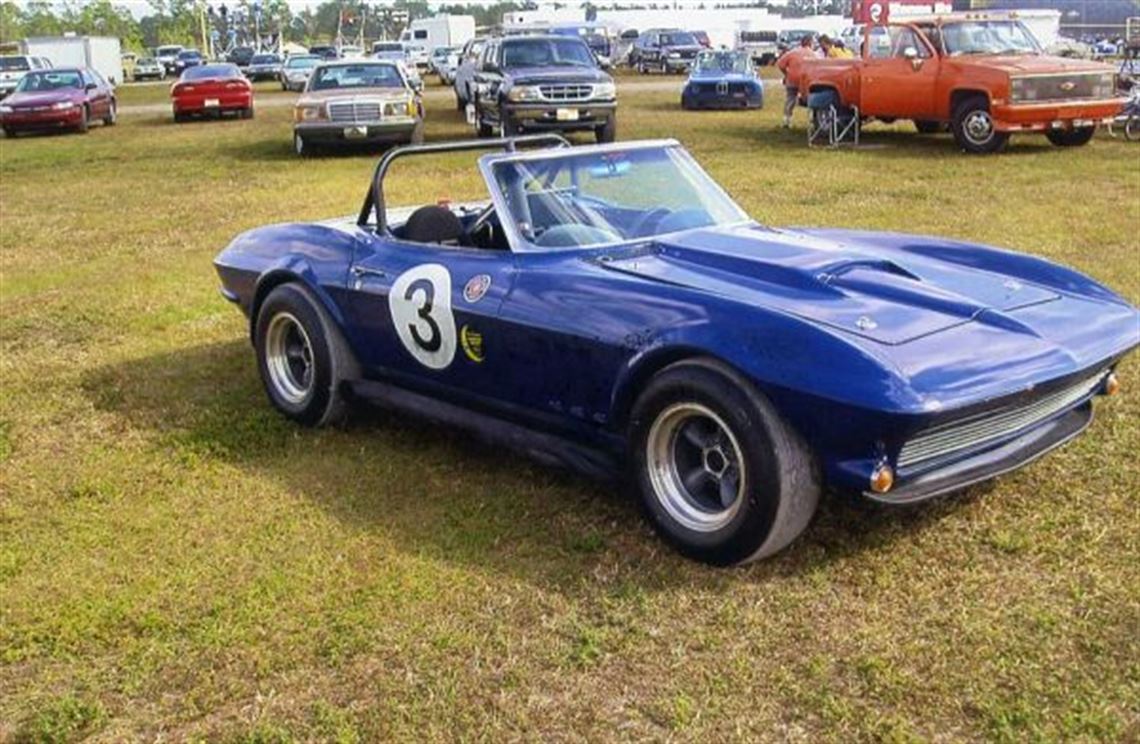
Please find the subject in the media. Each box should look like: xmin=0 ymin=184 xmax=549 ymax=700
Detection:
xmin=630 ymin=359 xmax=820 ymax=565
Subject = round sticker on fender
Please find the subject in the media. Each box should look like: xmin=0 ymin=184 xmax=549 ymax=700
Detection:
xmin=389 ymin=264 xmax=456 ymax=370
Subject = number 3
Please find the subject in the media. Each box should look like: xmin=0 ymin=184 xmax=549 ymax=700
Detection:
xmin=389 ymin=264 xmax=456 ymax=370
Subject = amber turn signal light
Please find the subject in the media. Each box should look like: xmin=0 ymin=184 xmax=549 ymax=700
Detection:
xmin=870 ymin=464 xmax=895 ymax=494
xmin=1105 ymin=372 xmax=1120 ymax=396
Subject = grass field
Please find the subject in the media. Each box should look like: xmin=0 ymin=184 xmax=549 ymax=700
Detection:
xmin=1 ymin=77 xmax=1138 ymax=742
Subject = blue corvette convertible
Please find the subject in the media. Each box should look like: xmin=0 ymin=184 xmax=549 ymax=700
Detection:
xmin=215 ymin=137 xmax=1137 ymax=565
xmin=681 ymin=49 xmax=764 ymax=110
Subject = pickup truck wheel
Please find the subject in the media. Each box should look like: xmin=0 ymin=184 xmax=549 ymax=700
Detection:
xmin=951 ymin=97 xmax=1009 ymax=154
xmin=1045 ymin=126 xmax=1095 ymax=147
xmin=913 ymin=119 xmax=944 ymax=134
xmin=595 ymin=116 xmax=616 ymax=143
xmin=630 ymin=359 xmax=820 ymax=565
xmin=255 ymin=284 xmax=357 ymax=428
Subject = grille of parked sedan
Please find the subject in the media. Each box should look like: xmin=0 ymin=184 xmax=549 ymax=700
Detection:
xmin=328 ymin=100 xmax=383 ymax=122
xmin=538 ymin=84 xmax=594 ymax=101
xmin=896 ymin=370 xmax=1107 ymax=472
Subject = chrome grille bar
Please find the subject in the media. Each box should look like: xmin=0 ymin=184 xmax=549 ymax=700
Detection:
xmin=538 ymin=84 xmax=594 ymax=102
xmin=898 ymin=371 xmax=1106 ymax=470
xmin=328 ymin=101 xmax=383 ymax=123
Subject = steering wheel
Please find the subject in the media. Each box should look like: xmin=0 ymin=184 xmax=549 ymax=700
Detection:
xmin=463 ymin=203 xmax=497 ymax=246
xmin=629 ymin=207 xmax=672 ymax=238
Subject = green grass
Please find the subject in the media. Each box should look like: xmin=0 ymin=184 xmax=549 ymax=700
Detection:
xmin=2 ymin=80 xmax=1138 ymax=741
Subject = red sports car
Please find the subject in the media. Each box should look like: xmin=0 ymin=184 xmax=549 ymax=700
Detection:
xmin=0 ymin=67 xmax=117 ymax=136
xmin=170 ymin=63 xmax=253 ymax=122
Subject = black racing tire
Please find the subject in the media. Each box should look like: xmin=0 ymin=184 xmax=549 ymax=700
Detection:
xmin=913 ymin=119 xmax=943 ymax=134
xmin=629 ymin=358 xmax=820 ymax=565
xmin=1045 ymin=126 xmax=1095 ymax=147
xmin=76 ymin=105 xmax=90 ymax=133
xmin=681 ymin=96 xmax=693 ymax=111
xmin=174 ymin=111 xmax=188 ymax=123
xmin=951 ymin=95 xmax=1009 ymax=154
xmin=254 ymin=284 xmax=357 ymax=427
xmin=103 ymin=100 xmax=117 ymax=126
xmin=595 ymin=115 xmax=616 ymax=143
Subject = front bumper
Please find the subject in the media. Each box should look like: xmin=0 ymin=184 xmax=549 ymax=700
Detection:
xmin=664 ymin=58 xmax=694 ymax=72
xmin=173 ymin=93 xmax=252 ymax=114
xmin=1 ymin=106 xmax=84 ymax=130
xmin=504 ymin=101 xmax=616 ymax=132
xmin=683 ymin=87 xmax=763 ymax=110
xmin=294 ymin=118 xmax=419 ymax=144
xmin=993 ymin=98 xmax=1126 ymax=132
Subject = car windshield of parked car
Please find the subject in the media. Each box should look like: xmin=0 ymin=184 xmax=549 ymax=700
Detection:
xmin=502 ymin=39 xmax=595 ymax=68
xmin=660 ymin=32 xmax=698 ymax=47
xmin=491 ymin=145 xmax=748 ymax=250
xmin=941 ymin=21 xmax=1041 ymax=55
xmin=0 ymin=57 xmax=31 ymax=71
xmin=694 ymin=51 xmax=751 ymax=74
xmin=251 ymin=54 xmax=279 ymax=65
xmin=182 ymin=64 xmax=239 ymax=80
xmin=178 ymin=51 xmax=201 ymax=59
xmin=310 ymin=63 xmax=403 ymax=90
xmin=138 ymin=57 xmax=157 ymax=65
xmin=156 ymin=46 xmax=181 ymax=56
xmin=286 ymin=56 xmax=320 ymax=69
xmin=15 ymin=70 xmax=83 ymax=92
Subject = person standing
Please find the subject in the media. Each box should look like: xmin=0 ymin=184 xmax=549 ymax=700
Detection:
xmin=776 ymin=35 xmax=818 ymax=128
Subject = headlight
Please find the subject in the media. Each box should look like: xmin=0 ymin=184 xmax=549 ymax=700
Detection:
xmin=0 ymin=105 xmax=12 ymax=114
xmin=50 ymin=101 xmax=75 ymax=110
xmin=506 ymin=85 xmax=543 ymax=102
xmin=294 ymin=105 xmax=322 ymax=122
xmin=593 ymin=82 xmax=616 ymax=99
xmin=669 ymin=52 xmax=681 ymax=58
xmin=383 ymin=100 xmax=409 ymax=116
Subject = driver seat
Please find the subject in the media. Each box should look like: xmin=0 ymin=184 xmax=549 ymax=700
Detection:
xmin=402 ymin=205 xmax=463 ymax=245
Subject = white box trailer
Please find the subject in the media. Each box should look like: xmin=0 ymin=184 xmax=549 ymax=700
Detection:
xmin=22 ymin=36 xmax=123 ymax=85
xmin=399 ymin=15 xmax=476 ymax=66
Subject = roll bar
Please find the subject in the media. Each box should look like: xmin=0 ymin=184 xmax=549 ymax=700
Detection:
xmin=356 ymin=134 xmax=572 ymax=231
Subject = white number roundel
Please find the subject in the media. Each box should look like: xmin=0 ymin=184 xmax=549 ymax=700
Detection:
xmin=388 ymin=264 xmax=456 ymax=370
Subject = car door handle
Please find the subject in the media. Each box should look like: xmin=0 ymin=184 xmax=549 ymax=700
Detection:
xmin=350 ymin=265 xmax=387 ymax=278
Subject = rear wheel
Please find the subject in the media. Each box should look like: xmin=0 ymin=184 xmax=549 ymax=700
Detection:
xmin=1045 ymin=126 xmax=1095 ymax=147
xmin=240 ymin=105 xmax=254 ymax=119
xmin=951 ymin=95 xmax=1009 ymax=154
xmin=595 ymin=116 xmax=616 ymax=143
xmin=630 ymin=359 xmax=820 ymax=565
xmin=255 ymin=284 xmax=357 ymax=427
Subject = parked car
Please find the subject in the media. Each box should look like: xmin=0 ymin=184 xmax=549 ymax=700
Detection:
xmin=682 ymin=49 xmax=763 ymax=110
xmin=291 ymin=59 xmax=423 ymax=156
xmin=309 ymin=45 xmax=339 ymax=61
xmin=629 ymin=29 xmax=703 ymax=74
xmin=470 ymin=35 xmax=617 ymax=142
xmin=548 ymin=22 xmax=615 ymax=68
xmin=0 ymin=67 xmax=116 ymax=136
xmin=172 ymin=49 xmax=205 ymax=76
xmin=171 ymin=63 xmax=253 ymax=122
xmin=736 ymin=29 xmax=779 ymax=66
xmin=453 ymin=36 xmax=488 ymax=110
xmin=794 ymin=14 xmax=1125 ymax=153
xmin=0 ymin=55 xmax=52 ymax=99
xmin=373 ymin=41 xmax=409 ymax=63
xmin=340 ymin=45 xmax=365 ymax=59
xmin=777 ymin=29 xmax=815 ymax=55
xmin=226 ymin=46 xmax=256 ymax=69
xmin=214 ymin=136 xmax=1137 ymax=565
xmin=435 ymin=47 xmax=461 ymax=84
xmin=133 ymin=56 xmax=165 ymax=81
xmin=246 ymin=53 xmax=283 ymax=81
xmin=429 ymin=46 xmax=457 ymax=77
xmin=155 ymin=44 xmax=184 ymax=74
xmin=280 ymin=54 xmax=321 ymax=91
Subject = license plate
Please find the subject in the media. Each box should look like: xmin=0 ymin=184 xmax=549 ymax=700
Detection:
xmin=204 ymin=98 xmax=219 ymax=107
xmin=344 ymin=126 xmax=368 ymax=139
xmin=465 ymin=104 xmax=476 ymax=125
xmin=556 ymin=108 xmax=579 ymax=121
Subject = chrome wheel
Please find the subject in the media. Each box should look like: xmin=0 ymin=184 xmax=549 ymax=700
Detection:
xmin=962 ymin=109 xmax=994 ymax=145
xmin=264 ymin=312 xmax=315 ymax=405
xmin=646 ymin=402 xmax=746 ymax=533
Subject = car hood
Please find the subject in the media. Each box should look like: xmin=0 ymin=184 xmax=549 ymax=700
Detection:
xmin=297 ymin=87 xmax=410 ymax=105
xmin=3 ymin=89 xmax=84 ymax=106
xmin=506 ymin=66 xmax=611 ymax=85
xmin=952 ymin=54 xmax=1114 ymax=75
xmin=594 ymin=223 xmax=1070 ymax=346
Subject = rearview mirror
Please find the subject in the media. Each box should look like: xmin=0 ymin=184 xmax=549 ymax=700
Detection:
xmin=588 ymin=159 xmax=631 ymax=179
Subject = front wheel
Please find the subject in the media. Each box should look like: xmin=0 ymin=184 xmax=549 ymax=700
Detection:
xmin=1045 ymin=126 xmax=1095 ymax=147
xmin=293 ymin=132 xmax=313 ymax=157
xmin=595 ymin=116 xmax=616 ymax=143
xmin=630 ymin=359 xmax=820 ymax=565
xmin=951 ymin=96 xmax=1009 ymax=154
xmin=255 ymin=284 xmax=357 ymax=427
xmin=240 ymin=105 xmax=254 ymax=120
xmin=76 ymin=105 xmax=89 ymax=133
xmin=103 ymin=100 xmax=117 ymax=126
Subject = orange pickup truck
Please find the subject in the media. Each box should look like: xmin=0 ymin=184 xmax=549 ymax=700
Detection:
xmin=794 ymin=13 xmax=1125 ymax=153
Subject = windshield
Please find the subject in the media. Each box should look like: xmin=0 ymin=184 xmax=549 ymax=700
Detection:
xmin=286 ymin=56 xmax=320 ymax=69
xmin=16 ymin=70 xmax=82 ymax=91
xmin=157 ymin=46 xmax=181 ymax=56
xmin=941 ymin=20 xmax=1042 ymax=55
xmin=740 ymin=31 xmax=777 ymax=43
xmin=660 ymin=32 xmax=698 ymax=47
xmin=138 ymin=57 xmax=157 ymax=65
xmin=251 ymin=55 xmax=278 ymax=64
xmin=309 ymin=63 xmax=403 ymax=90
xmin=502 ymin=38 xmax=596 ymax=68
xmin=0 ymin=57 xmax=31 ymax=71
xmin=178 ymin=51 xmax=201 ymax=60
xmin=694 ymin=51 xmax=752 ymax=74
xmin=182 ymin=64 xmax=239 ymax=80
xmin=782 ymin=30 xmax=812 ymax=42
xmin=490 ymin=145 xmax=748 ymax=250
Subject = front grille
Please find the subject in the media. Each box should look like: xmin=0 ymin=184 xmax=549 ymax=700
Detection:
xmin=897 ymin=371 xmax=1106 ymax=471
xmin=327 ymin=101 xmax=383 ymax=122
xmin=538 ymin=84 xmax=593 ymax=101
xmin=696 ymin=82 xmax=753 ymax=95
xmin=1011 ymin=73 xmax=1114 ymax=103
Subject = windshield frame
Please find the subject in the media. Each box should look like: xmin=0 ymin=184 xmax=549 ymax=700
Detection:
xmin=477 ymin=140 xmax=752 ymax=254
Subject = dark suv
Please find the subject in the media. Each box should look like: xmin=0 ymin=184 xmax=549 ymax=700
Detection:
xmin=629 ymin=29 xmax=703 ymax=74
xmin=471 ymin=35 xmax=617 ymax=143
